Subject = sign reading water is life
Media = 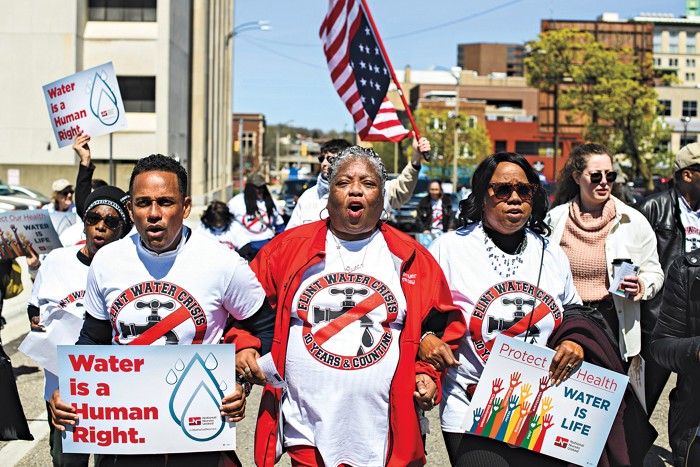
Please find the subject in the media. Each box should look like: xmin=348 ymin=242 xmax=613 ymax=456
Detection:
xmin=42 ymin=62 xmax=127 ymax=148
xmin=57 ymin=345 xmax=237 ymax=454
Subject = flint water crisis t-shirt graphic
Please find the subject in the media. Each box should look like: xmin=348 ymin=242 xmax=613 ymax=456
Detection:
xmin=469 ymin=279 xmax=563 ymax=363
xmin=109 ymin=281 xmax=207 ymax=345
xmin=281 ymin=231 xmax=408 ymax=464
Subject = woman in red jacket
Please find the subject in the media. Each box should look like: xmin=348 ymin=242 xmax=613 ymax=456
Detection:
xmin=244 ymin=146 xmax=464 ymax=466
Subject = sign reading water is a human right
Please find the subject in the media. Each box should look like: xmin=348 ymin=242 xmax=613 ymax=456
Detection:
xmin=57 ymin=345 xmax=237 ymax=454
xmin=43 ymin=62 xmax=127 ymax=148
xmin=464 ymin=335 xmax=627 ymax=466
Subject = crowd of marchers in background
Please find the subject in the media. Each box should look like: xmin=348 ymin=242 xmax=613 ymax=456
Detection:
xmin=4 ymin=130 xmax=700 ymax=467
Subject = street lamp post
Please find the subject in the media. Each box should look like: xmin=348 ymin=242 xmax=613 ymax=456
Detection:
xmin=681 ymin=116 xmax=692 ymax=147
xmin=449 ymin=67 xmax=462 ymax=190
xmin=227 ymin=20 xmax=270 ymax=191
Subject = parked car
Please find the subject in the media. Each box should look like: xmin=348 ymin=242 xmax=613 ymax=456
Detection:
xmin=278 ymin=178 xmax=317 ymax=222
xmin=9 ymin=185 xmax=51 ymax=207
xmin=0 ymin=185 xmax=47 ymax=209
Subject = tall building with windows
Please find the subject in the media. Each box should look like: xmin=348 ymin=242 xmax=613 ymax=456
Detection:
xmin=0 ymin=0 xmax=233 ymax=203
xmin=456 ymin=43 xmax=525 ymax=77
xmin=635 ymin=8 xmax=700 ymax=151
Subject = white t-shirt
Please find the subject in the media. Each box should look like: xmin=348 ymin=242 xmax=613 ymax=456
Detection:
xmin=429 ymin=223 xmax=581 ymax=433
xmin=227 ymin=194 xmax=284 ymax=243
xmin=430 ymin=198 xmax=444 ymax=234
xmin=677 ymin=190 xmax=700 ymax=252
xmin=282 ymin=230 xmax=407 ymax=467
xmin=84 ymin=227 xmax=265 ymax=345
xmin=28 ymin=245 xmax=89 ymax=400
xmin=59 ymin=221 xmax=86 ymax=247
xmin=195 ymin=222 xmax=246 ymax=251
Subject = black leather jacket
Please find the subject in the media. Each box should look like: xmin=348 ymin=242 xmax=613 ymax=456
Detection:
xmin=417 ymin=194 xmax=457 ymax=232
xmin=650 ymin=249 xmax=700 ymax=467
xmin=636 ymin=188 xmax=685 ymax=324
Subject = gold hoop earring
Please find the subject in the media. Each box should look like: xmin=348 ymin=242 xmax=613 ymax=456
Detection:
xmin=319 ymin=207 xmax=329 ymax=220
xmin=381 ymin=209 xmax=390 ymax=221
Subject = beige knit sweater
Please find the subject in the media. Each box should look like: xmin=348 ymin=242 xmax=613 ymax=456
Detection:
xmin=559 ymin=196 xmax=616 ymax=302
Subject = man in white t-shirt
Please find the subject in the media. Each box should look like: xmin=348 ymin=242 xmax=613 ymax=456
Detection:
xmin=48 ymin=154 xmax=275 ymax=466
xmin=285 ymin=137 xmax=431 ymax=229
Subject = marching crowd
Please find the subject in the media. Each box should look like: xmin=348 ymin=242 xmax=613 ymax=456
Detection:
xmin=6 ymin=131 xmax=700 ymax=467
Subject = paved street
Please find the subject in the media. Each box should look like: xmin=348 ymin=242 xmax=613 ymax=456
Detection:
xmin=0 ymin=253 xmax=674 ymax=466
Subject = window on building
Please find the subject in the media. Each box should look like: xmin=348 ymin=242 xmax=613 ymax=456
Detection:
xmin=688 ymin=34 xmax=696 ymax=54
xmin=515 ymin=141 xmax=539 ymax=155
xmin=88 ymin=0 xmax=157 ymax=22
xmin=686 ymin=72 xmax=696 ymax=82
xmin=669 ymin=31 xmax=679 ymax=53
xmin=683 ymin=100 xmax=698 ymax=117
xmin=670 ymin=58 xmax=679 ymax=67
xmin=494 ymin=140 xmax=507 ymax=153
xmin=653 ymin=31 xmax=662 ymax=53
xmin=653 ymin=57 xmax=662 ymax=67
xmin=687 ymin=58 xmax=696 ymax=68
xmin=658 ymin=99 xmax=672 ymax=116
xmin=681 ymin=135 xmax=697 ymax=147
xmin=116 ymin=76 xmax=156 ymax=112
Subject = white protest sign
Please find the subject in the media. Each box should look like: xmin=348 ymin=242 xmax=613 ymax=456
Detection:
xmin=464 ymin=335 xmax=628 ymax=466
xmin=0 ymin=209 xmax=61 ymax=259
xmin=58 ymin=345 xmax=237 ymax=454
xmin=43 ymin=62 xmax=127 ymax=148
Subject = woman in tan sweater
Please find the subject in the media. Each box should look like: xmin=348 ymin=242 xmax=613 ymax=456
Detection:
xmin=545 ymin=144 xmax=663 ymax=375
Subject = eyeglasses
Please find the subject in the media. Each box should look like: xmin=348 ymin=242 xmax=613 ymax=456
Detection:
xmin=489 ymin=182 xmax=537 ymax=202
xmin=586 ymin=171 xmax=617 ymax=184
xmin=84 ymin=212 xmax=122 ymax=230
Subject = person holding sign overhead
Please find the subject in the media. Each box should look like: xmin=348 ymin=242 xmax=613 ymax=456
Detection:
xmin=423 ymin=152 xmax=583 ymax=466
xmin=48 ymin=154 xmax=275 ymax=466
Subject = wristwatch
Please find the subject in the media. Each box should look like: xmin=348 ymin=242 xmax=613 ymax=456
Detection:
xmin=236 ymin=373 xmax=252 ymax=396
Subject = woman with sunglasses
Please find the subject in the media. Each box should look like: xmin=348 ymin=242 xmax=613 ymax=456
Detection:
xmin=547 ymin=143 xmax=663 ymax=366
xmin=24 ymin=186 xmax=131 ymax=467
xmin=424 ymin=152 xmax=583 ymax=466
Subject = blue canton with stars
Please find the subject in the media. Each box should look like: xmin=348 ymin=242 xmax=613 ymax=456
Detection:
xmin=349 ymin=14 xmax=391 ymax=121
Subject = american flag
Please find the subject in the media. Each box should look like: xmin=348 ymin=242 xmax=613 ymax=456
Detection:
xmin=320 ymin=0 xmax=410 ymax=142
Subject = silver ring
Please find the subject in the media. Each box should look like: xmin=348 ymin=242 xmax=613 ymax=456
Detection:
xmin=566 ymin=363 xmax=574 ymax=370
xmin=244 ymin=367 xmax=251 ymax=374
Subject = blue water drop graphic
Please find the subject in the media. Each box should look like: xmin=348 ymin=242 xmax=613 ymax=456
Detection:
xmin=175 ymin=358 xmax=185 ymax=371
xmin=166 ymin=369 xmax=178 ymax=385
xmin=204 ymin=352 xmax=218 ymax=370
xmin=89 ymin=71 xmax=119 ymax=126
xmin=178 ymin=381 xmax=225 ymax=441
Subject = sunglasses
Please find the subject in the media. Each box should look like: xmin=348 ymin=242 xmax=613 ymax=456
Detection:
xmin=586 ymin=171 xmax=617 ymax=184
xmin=489 ymin=182 xmax=537 ymax=201
xmin=84 ymin=212 xmax=122 ymax=230
xmin=59 ymin=190 xmax=74 ymax=197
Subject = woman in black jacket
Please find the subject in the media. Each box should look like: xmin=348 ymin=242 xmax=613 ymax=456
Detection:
xmin=417 ymin=180 xmax=457 ymax=233
xmin=650 ymin=248 xmax=700 ymax=466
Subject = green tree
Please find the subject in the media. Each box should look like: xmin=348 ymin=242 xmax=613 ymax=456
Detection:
xmin=525 ymin=29 xmax=664 ymax=187
xmin=412 ymin=108 xmax=491 ymax=183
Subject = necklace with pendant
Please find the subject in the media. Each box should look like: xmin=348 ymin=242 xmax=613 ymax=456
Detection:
xmin=484 ymin=231 xmax=527 ymax=279
xmin=331 ymin=233 xmax=371 ymax=273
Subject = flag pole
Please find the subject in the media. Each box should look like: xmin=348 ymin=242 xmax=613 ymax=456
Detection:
xmin=359 ymin=0 xmax=429 ymax=161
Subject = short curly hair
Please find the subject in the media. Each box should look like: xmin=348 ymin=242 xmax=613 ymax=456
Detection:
xmin=129 ymin=154 xmax=188 ymax=199
xmin=327 ymin=146 xmax=387 ymax=195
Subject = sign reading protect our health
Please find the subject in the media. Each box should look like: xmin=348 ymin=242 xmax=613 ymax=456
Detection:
xmin=43 ymin=62 xmax=127 ymax=148
xmin=58 ymin=345 xmax=237 ymax=454
xmin=464 ymin=335 xmax=627 ymax=466
xmin=0 ymin=209 xmax=61 ymax=259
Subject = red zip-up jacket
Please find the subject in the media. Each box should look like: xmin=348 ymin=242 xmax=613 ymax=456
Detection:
xmin=250 ymin=220 xmax=465 ymax=466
